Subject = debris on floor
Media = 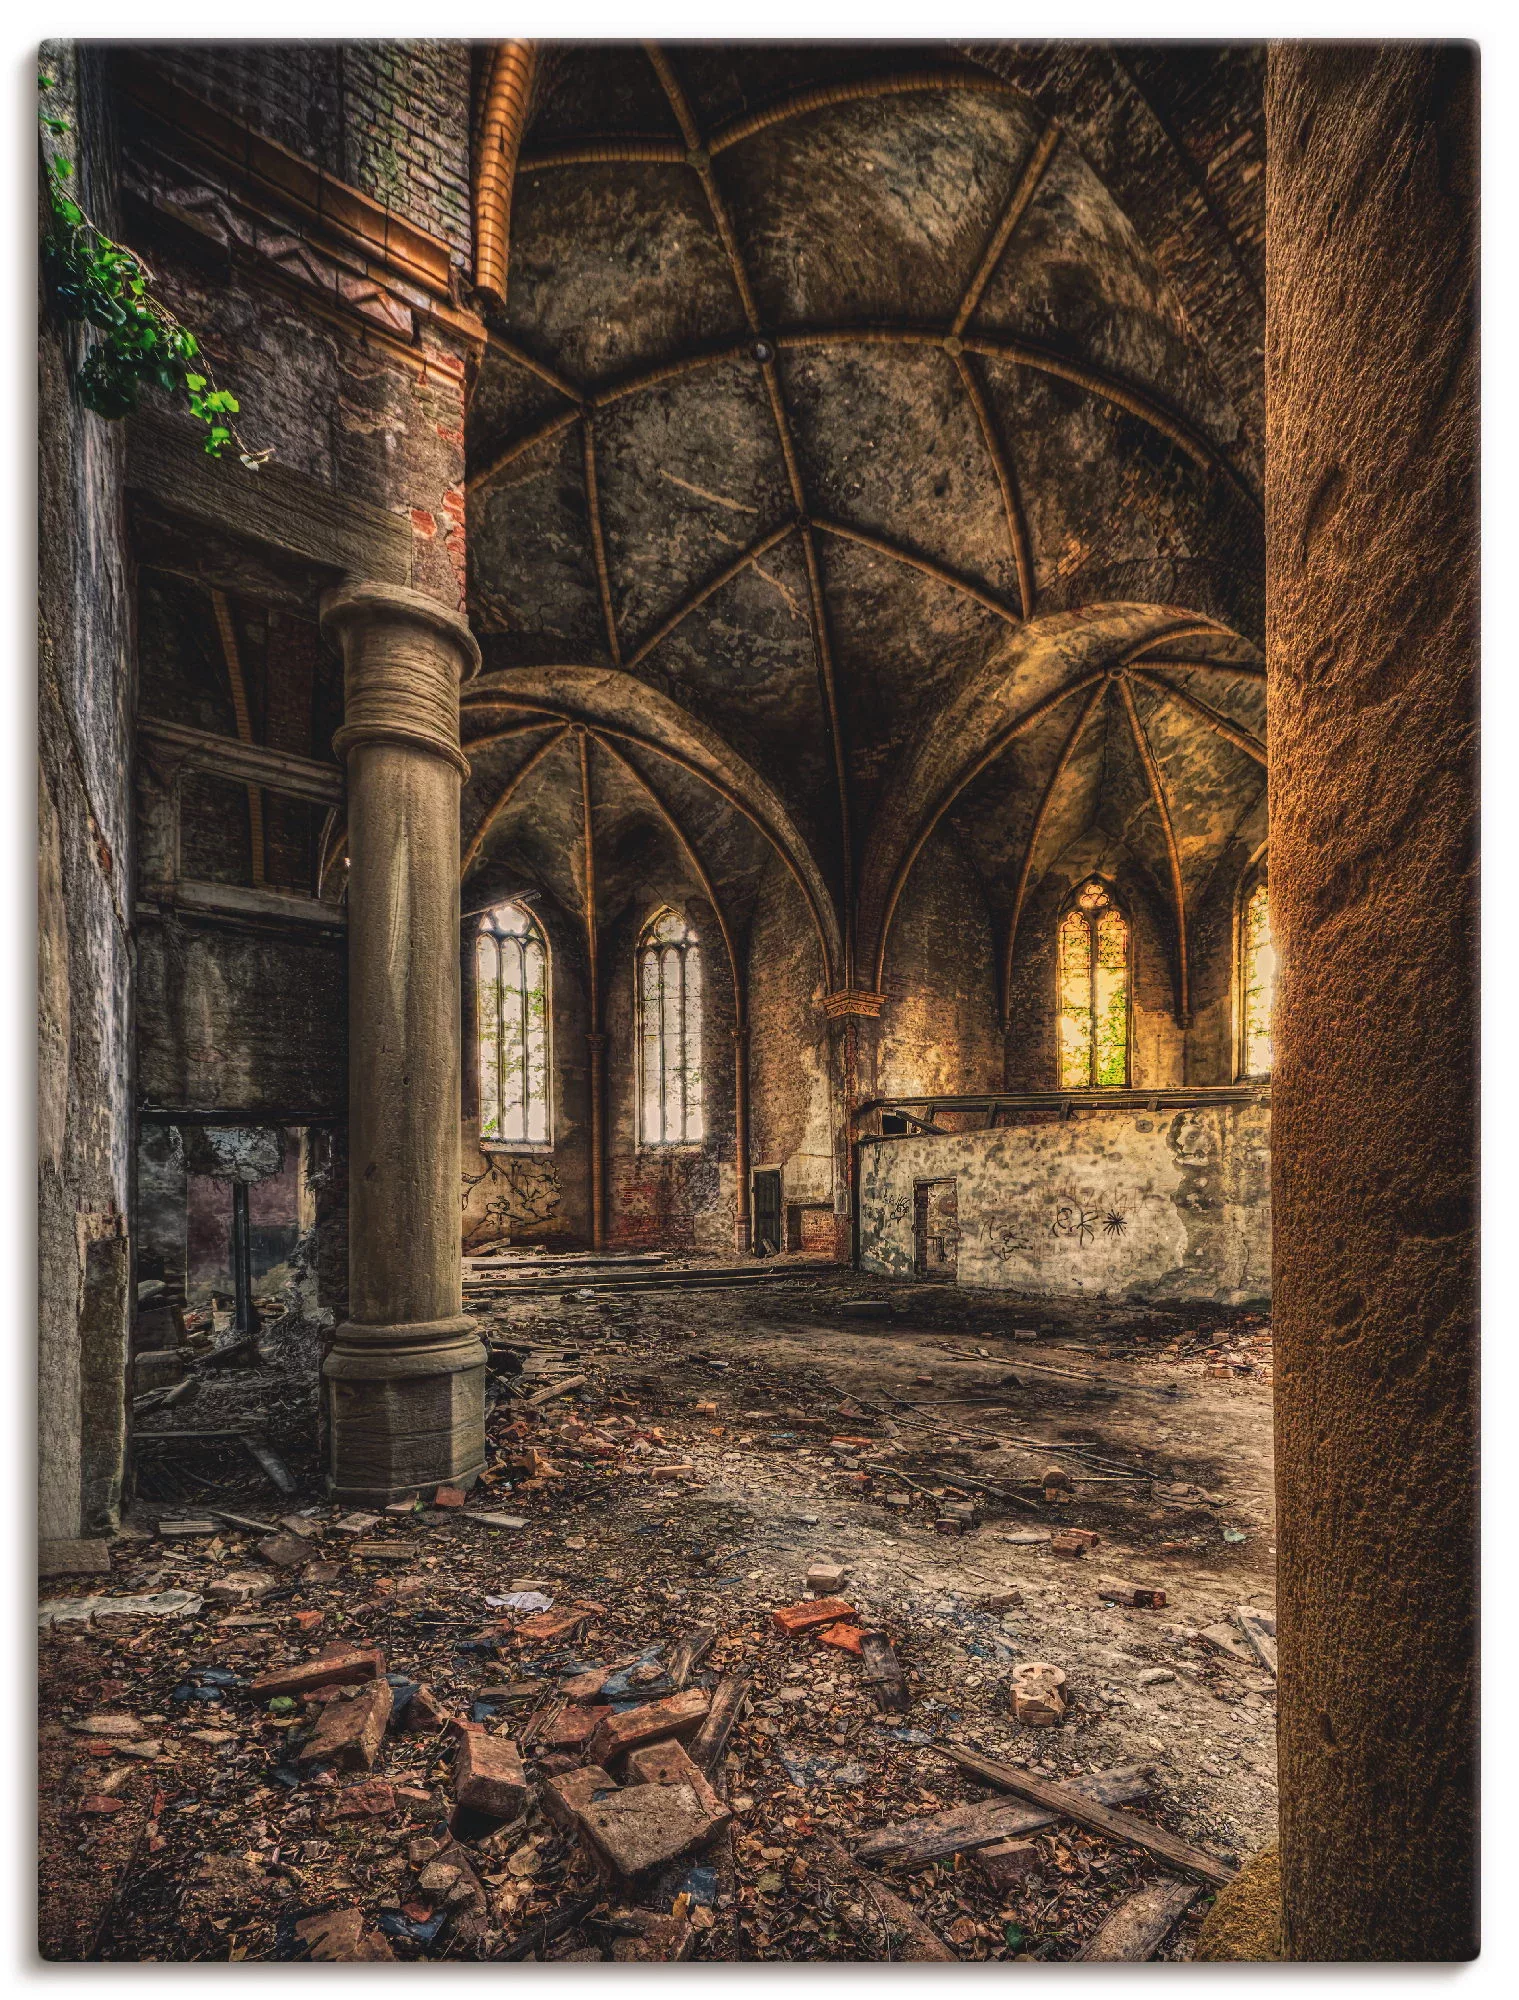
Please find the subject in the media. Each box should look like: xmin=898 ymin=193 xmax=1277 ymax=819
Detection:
xmin=39 ymin=1269 xmax=1275 ymax=1962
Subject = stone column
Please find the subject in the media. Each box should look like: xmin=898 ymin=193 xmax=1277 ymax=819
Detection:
xmin=320 ymin=582 xmax=487 ymax=1502
xmin=1266 ymin=45 xmax=1476 ymax=1960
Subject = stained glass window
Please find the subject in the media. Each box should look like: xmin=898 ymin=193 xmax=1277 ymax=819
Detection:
xmin=1241 ymin=876 xmax=1276 ymax=1078
xmin=638 ymin=908 xmax=704 ymax=1145
xmin=477 ymin=900 xmax=550 ymax=1146
xmin=1057 ymin=878 xmax=1130 ymax=1088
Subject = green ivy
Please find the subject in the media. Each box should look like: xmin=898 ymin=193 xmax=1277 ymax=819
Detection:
xmin=39 ymin=81 xmax=269 ymax=467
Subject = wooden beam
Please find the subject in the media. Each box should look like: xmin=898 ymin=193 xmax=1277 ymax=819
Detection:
xmin=934 ymin=1745 xmax=1236 ymax=1887
xmin=137 ymin=719 xmax=344 ymax=804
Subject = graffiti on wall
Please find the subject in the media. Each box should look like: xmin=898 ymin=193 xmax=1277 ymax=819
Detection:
xmin=461 ymin=1153 xmax=562 ymax=1246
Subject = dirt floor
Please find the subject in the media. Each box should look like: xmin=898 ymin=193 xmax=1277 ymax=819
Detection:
xmin=38 ymin=1261 xmax=1276 ymax=1963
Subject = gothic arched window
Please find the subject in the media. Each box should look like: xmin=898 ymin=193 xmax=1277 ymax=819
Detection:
xmin=476 ymin=899 xmax=550 ymax=1146
xmin=638 ymin=908 xmax=704 ymax=1145
xmin=1240 ymin=872 xmax=1276 ymax=1078
xmin=1057 ymin=878 xmax=1131 ymax=1088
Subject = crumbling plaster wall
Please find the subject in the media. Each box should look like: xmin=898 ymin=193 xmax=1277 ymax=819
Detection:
xmin=38 ymin=45 xmax=135 ymax=1540
xmin=859 ymin=1100 xmax=1270 ymax=1303
xmin=877 ymin=826 xmax=1002 ymax=1101
xmin=745 ymin=861 xmax=835 ymax=1212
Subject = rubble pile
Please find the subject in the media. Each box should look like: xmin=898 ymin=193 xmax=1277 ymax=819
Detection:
xmin=40 ymin=1276 xmax=1275 ymax=1962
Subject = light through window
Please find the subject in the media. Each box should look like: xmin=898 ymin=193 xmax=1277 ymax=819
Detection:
xmin=1058 ymin=878 xmax=1130 ymax=1088
xmin=638 ymin=909 xmax=704 ymax=1144
xmin=1242 ymin=877 xmax=1276 ymax=1077
xmin=476 ymin=899 xmax=550 ymax=1145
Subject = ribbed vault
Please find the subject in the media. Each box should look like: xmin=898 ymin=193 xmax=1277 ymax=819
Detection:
xmin=466 ymin=41 xmax=1265 ymax=1006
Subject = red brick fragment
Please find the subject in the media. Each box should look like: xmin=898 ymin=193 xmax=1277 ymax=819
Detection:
xmin=625 ymin=1739 xmax=730 ymax=1827
xmin=249 ymin=1646 xmax=384 ymax=1700
xmin=324 ymin=1779 xmax=396 ymax=1821
xmin=433 ymin=1485 xmax=466 ymax=1508
xmin=296 ymin=1681 xmax=391 ymax=1771
xmin=587 ymin=1688 xmax=709 ymax=1769
xmin=540 ymin=1702 xmax=611 ymax=1753
xmin=77 ymin=1795 xmax=130 ymax=1815
xmin=453 ymin=1732 xmax=528 ymax=1818
xmin=818 ymin=1621 xmax=864 ymax=1654
xmin=772 ymin=1596 xmax=857 ymax=1636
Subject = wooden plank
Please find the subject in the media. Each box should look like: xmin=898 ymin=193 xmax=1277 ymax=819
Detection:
xmin=855 ymin=1763 xmax=1153 ymax=1868
xmin=814 ymin=1836 xmax=955 ymax=1962
xmin=127 ymin=415 xmax=411 ymax=584
xmin=138 ymin=718 xmax=344 ymax=804
xmin=859 ymin=1630 xmax=909 ymax=1714
xmin=668 ymin=1626 xmax=717 ymax=1691
xmin=155 ymin=881 xmax=347 ymax=931
xmin=1076 ymin=1879 xmax=1200 ymax=1960
xmin=689 ymin=1671 xmax=749 ymax=1777
xmin=933 ymin=1745 xmax=1236 ymax=1888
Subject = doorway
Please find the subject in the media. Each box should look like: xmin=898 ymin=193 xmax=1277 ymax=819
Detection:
xmin=913 ymin=1178 xmax=959 ymax=1279
xmin=752 ymin=1170 xmax=782 ymax=1255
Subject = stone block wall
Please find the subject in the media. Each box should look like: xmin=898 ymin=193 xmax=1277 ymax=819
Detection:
xmin=859 ymin=1097 xmax=1270 ymax=1303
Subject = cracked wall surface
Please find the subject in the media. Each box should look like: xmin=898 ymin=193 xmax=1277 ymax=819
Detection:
xmin=859 ymin=1101 xmax=1269 ymax=1301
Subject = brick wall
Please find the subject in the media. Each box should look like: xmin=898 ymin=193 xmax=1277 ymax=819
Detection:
xmin=142 ymin=40 xmax=473 ymax=255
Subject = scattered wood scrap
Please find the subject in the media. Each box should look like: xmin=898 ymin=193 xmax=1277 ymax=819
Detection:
xmin=668 ymin=1625 xmax=717 ymax=1691
xmin=690 ymin=1671 xmax=749 ymax=1776
xmin=858 ymin=1630 xmax=909 ymax=1714
xmin=813 ymin=1836 xmax=956 ymax=1962
xmin=1076 ymin=1879 xmax=1200 ymax=1960
xmin=855 ymin=1763 xmax=1152 ymax=1868
xmin=934 ymin=1745 xmax=1237 ymax=1888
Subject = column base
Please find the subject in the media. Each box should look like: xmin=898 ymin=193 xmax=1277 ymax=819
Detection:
xmin=323 ymin=1316 xmax=486 ymax=1504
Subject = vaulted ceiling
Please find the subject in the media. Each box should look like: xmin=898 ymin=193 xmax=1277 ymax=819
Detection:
xmin=462 ymin=41 xmax=1265 ymax=999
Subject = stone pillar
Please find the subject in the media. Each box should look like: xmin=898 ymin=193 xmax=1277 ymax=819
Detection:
xmin=1267 ymin=46 xmax=1476 ymax=1960
xmin=320 ymin=582 xmax=487 ymax=1503
xmin=586 ymin=1030 xmax=607 ymax=1249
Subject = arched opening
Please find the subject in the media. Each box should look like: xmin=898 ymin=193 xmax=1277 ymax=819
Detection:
xmin=475 ymin=897 xmax=551 ymax=1147
xmin=1056 ymin=877 xmax=1131 ymax=1088
xmin=637 ymin=907 xmax=705 ymax=1146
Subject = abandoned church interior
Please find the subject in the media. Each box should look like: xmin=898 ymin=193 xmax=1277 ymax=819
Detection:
xmin=37 ymin=36 xmax=1475 ymax=1964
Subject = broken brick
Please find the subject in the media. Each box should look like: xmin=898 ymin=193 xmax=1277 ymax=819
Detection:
xmin=624 ymin=1738 xmax=731 ymax=1828
xmin=453 ymin=1732 xmax=528 ymax=1818
xmin=1051 ymin=1529 xmax=1100 ymax=1557
xmin=818 ymin=1621 xmax=864 ymax=1654
xmin=976 ymin=1837 xmax=1041 ymax=1888
xmin=296 ymin=1681 xmax=391 ymax=1771
xmin=540 ymin=1702 xmax=610 ymax=1753
xmin=291 ymin=1609 xmax=325 ymax=1634
xmin=516 ymin=1609 xmax=590 ymax=1643
xmin=806 ymin=1561 xmax=848 ymax=1595
xmin=587 ymin=1687 xmax=709 ymax=1768
xmin=295 ymin=1908 xmax=395 ymax=1962
xmin=249 ymin=1647 xmax=385 ymax=1700
xmin=576 ymin=1781 xmax=726 ymax=1881
xmin=399 ymin=1684 xmax=453 ymax=1734
xmin=542 ymin=1764 xmax=618 ymax=1833
xmin=772 ymin=1596 xmax=856 ymax=1636
xmin=323 ymin=1779 xmax=396 ymax=1821
xmin=433 ymin=1485 xmax=467 ymax=1508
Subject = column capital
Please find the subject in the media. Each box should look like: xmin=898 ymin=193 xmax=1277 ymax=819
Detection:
xmin=323 ymin=582 xmax=480 ymax=778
